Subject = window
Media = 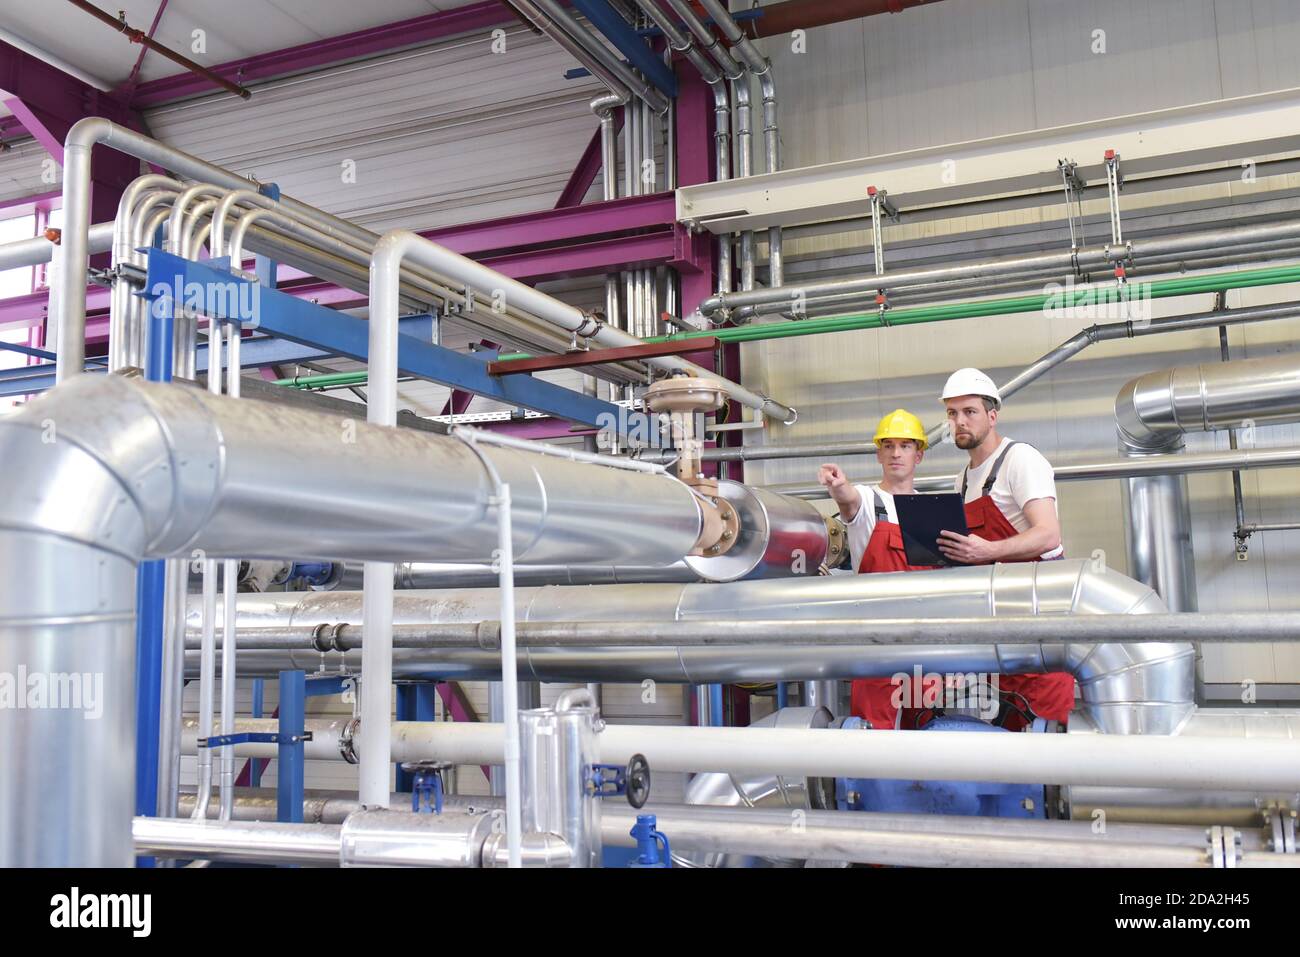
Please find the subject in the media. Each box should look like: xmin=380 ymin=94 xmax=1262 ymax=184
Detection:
xmin=0 ymin=212 xmax=36 ymax=299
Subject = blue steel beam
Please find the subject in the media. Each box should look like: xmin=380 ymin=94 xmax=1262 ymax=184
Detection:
xmin=569 ymin=0 xmax=677 ymax=98
xmin=144 ymin=249 xmax=652 ymax=438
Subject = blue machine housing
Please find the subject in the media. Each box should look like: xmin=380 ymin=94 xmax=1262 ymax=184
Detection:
xmin=836 ymin=715 xmax=1047 ymax=819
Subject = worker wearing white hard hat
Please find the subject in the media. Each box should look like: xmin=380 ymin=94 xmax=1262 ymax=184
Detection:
xmin=936 ymin=367 xmax=1073 ymax=726
xmin=936 ymin=367 xmax=1062 ymax=564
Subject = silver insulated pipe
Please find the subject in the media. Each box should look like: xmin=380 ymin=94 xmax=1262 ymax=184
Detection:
xmin=0 ymin=373 xmax=712 ymax=866
xmin=1116 ymin=351 xmax=1300 ymax=610
xmin=194 ymin=559 xmax=1194 ymax=736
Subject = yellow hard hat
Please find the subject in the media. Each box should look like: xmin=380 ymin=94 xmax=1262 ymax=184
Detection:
xmin=873 ymin=408 xmax=928 ymax=451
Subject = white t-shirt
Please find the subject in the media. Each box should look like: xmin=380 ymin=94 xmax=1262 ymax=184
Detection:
xmin=955 ymin=437 xmax=1063 ymax=560
xmin=843 ymin=483 xmax=898 ymax=572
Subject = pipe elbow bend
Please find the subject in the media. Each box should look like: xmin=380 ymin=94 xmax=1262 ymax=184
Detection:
xmin=65 ymin=116 xmax=116 ymax=152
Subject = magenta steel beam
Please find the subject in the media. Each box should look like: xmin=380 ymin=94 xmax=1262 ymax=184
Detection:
xmin=477 ymin=229 xmax=678 ymax=281
xmin=424 ymin=191 xmax=677 ymax=255
xmin=481 ymin=417 xmax=597 ymax=440
xmin=674 ymin=59 xmax=713 ymax=188
xmin=671 ymin=59 xmax=717 ymax=315
xmin=127 ymin=1 xmax=518 ymax=107
xmin=0 ymin=190 xmax=60 ymax=215
xmin=554 ymin=107 xmax=625 ymax=209
xmin=0 ymin=286 xmax=110 ymax=331
xmin=0 ymin=114 xmax=29 ymax=140
xmin=0 ymin=39 xmax=144 ymax=242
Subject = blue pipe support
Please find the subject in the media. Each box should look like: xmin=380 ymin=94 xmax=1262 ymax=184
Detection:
xmin=277 ymin=670 xmax=306 ymax=824
xmin=569 ymin=0 xmax=678 ymax=98
xmin=708 ymin=684 xmax=724 ymax=727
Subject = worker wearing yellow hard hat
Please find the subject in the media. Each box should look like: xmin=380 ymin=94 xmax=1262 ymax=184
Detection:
xmin=819 ymin=408 xmax=939 ymax=729
xmin=818 ymin=408 xmax=934 ymax=576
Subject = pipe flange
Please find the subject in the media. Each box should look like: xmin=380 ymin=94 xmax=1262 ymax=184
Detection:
xmin=823 ymin=515 xmax=848 ymax=570
xmin=339 ymin=717 xmax=360 ymax=765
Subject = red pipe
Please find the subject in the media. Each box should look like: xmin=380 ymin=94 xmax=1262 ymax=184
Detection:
xmin=748 ymin=0 xmax=945 ymax=37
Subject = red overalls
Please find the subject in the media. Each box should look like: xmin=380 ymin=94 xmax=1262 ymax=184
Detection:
xmin=848 ymin=488 xmax=942 ymax=728
xmin=850 ymin=445 xmax=1076 ymax=730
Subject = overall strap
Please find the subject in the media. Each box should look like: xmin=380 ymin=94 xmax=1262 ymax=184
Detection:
xmin=868 ymin=486 xmax=888 ymax=520
xmin=982 ymin=441 xmax=1022 ymax=495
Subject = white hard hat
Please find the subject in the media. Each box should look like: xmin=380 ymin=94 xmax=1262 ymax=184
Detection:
xmin=941 ymin=367 xmax=1001 ymax=404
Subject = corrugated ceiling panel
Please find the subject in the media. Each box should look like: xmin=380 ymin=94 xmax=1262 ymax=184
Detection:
xmin=144 ymin=26 xmax=602 ymax=232
xmin=0 ymin=140 xmax=56 ymax=205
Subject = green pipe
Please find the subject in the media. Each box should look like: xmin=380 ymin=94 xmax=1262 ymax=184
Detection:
xmin=279 ymin=263 xmax=1300 ymax=386
xmin=274 ymin=371 xmax=370 ymax=389
xmin=654 ymin=262 xmax=1300 ymax=345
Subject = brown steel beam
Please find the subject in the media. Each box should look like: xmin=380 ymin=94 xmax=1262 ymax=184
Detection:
xmin=65 ymin=0 xmax=253 ymax=100
xmin=749 ymin=0 xmax=945 ymax=37
xmin=488 ymin=335 xmax=719 ymax=375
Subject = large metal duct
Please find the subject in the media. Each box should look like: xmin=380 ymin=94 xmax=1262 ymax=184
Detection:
xmin=1116 ymin=351 xmax=1300 ymax=610
xmin=0 ymin=373 xmax=708 ymax=866
xmin=195 ymin=559 xmax=1193 ymax=735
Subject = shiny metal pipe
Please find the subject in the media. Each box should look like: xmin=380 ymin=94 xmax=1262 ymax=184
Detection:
xmin=0 ymin=499 xmax=138 ymax=864
xmin=1123 ymin=470 xmax=1198 ymax=612
xmin=532 ymin=0 xmax=669 ymax=112
xmin=699 ymin=215 xmax=1300 ymax=318
xmin=664 ymin=0 xmax=742 ymax=77
xmin=913 ymin=300 xmax=1300 ymax=445
xmin=58 ymin=120 xmax=648 ymax=385
xmin=1117 ymin=351 xmax=1300 ymax=611
xmin=1118 ymin=352 xmax=1300 ymax=451
xmin=731 ymin=76 xmax=755 ymax=291
xmin=339 ymin=808 xmax=504 ymax=868
xmin=193 ymin=559 xmax=1192 ymax=734
xmin=192 ymin=323 xmax=224 ymax=822
xmin=0 ymin=221 xmax=114 ymax=271
xmin=761 ymin=445 xmax=1300 ymax=499
xmin=178 ymin=713 xmax=1300 ymax=791
xmin=332 ymin=560 xmax=700 ymax=589
xmin=696 ymin=0 xmax=782 ymax=287
xmin=110 ymin=177 xmax=181 ymax=370
xmin=162 ymin=796 xmax=1277 ymax=868
xmin=0 ymin=371 xmax=711 ymax=862
xmin=133 ymin=816 xmax=342 ymax=865
xmin=1066 ymin=707 xmax=1300 ymax=826
xmin=368 ymin=229 xmax=794 ymax=422
xmin=593 ymin=91 xmax=625 ymax=356
xmin=188 ymin=612 xmax=1300 ymax=650
xmin=602 ymin=804 xmax=1251 ymax=868
xmin=520 ymin=693 xmax=601 ymax=867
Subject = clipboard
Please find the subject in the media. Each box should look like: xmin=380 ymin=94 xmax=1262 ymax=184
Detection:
xmin=892 ymin=493 xmax=970 ymax=566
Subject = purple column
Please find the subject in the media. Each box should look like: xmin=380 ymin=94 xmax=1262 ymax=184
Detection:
xmin=672 ymin=59 xmax=717 ymax=316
